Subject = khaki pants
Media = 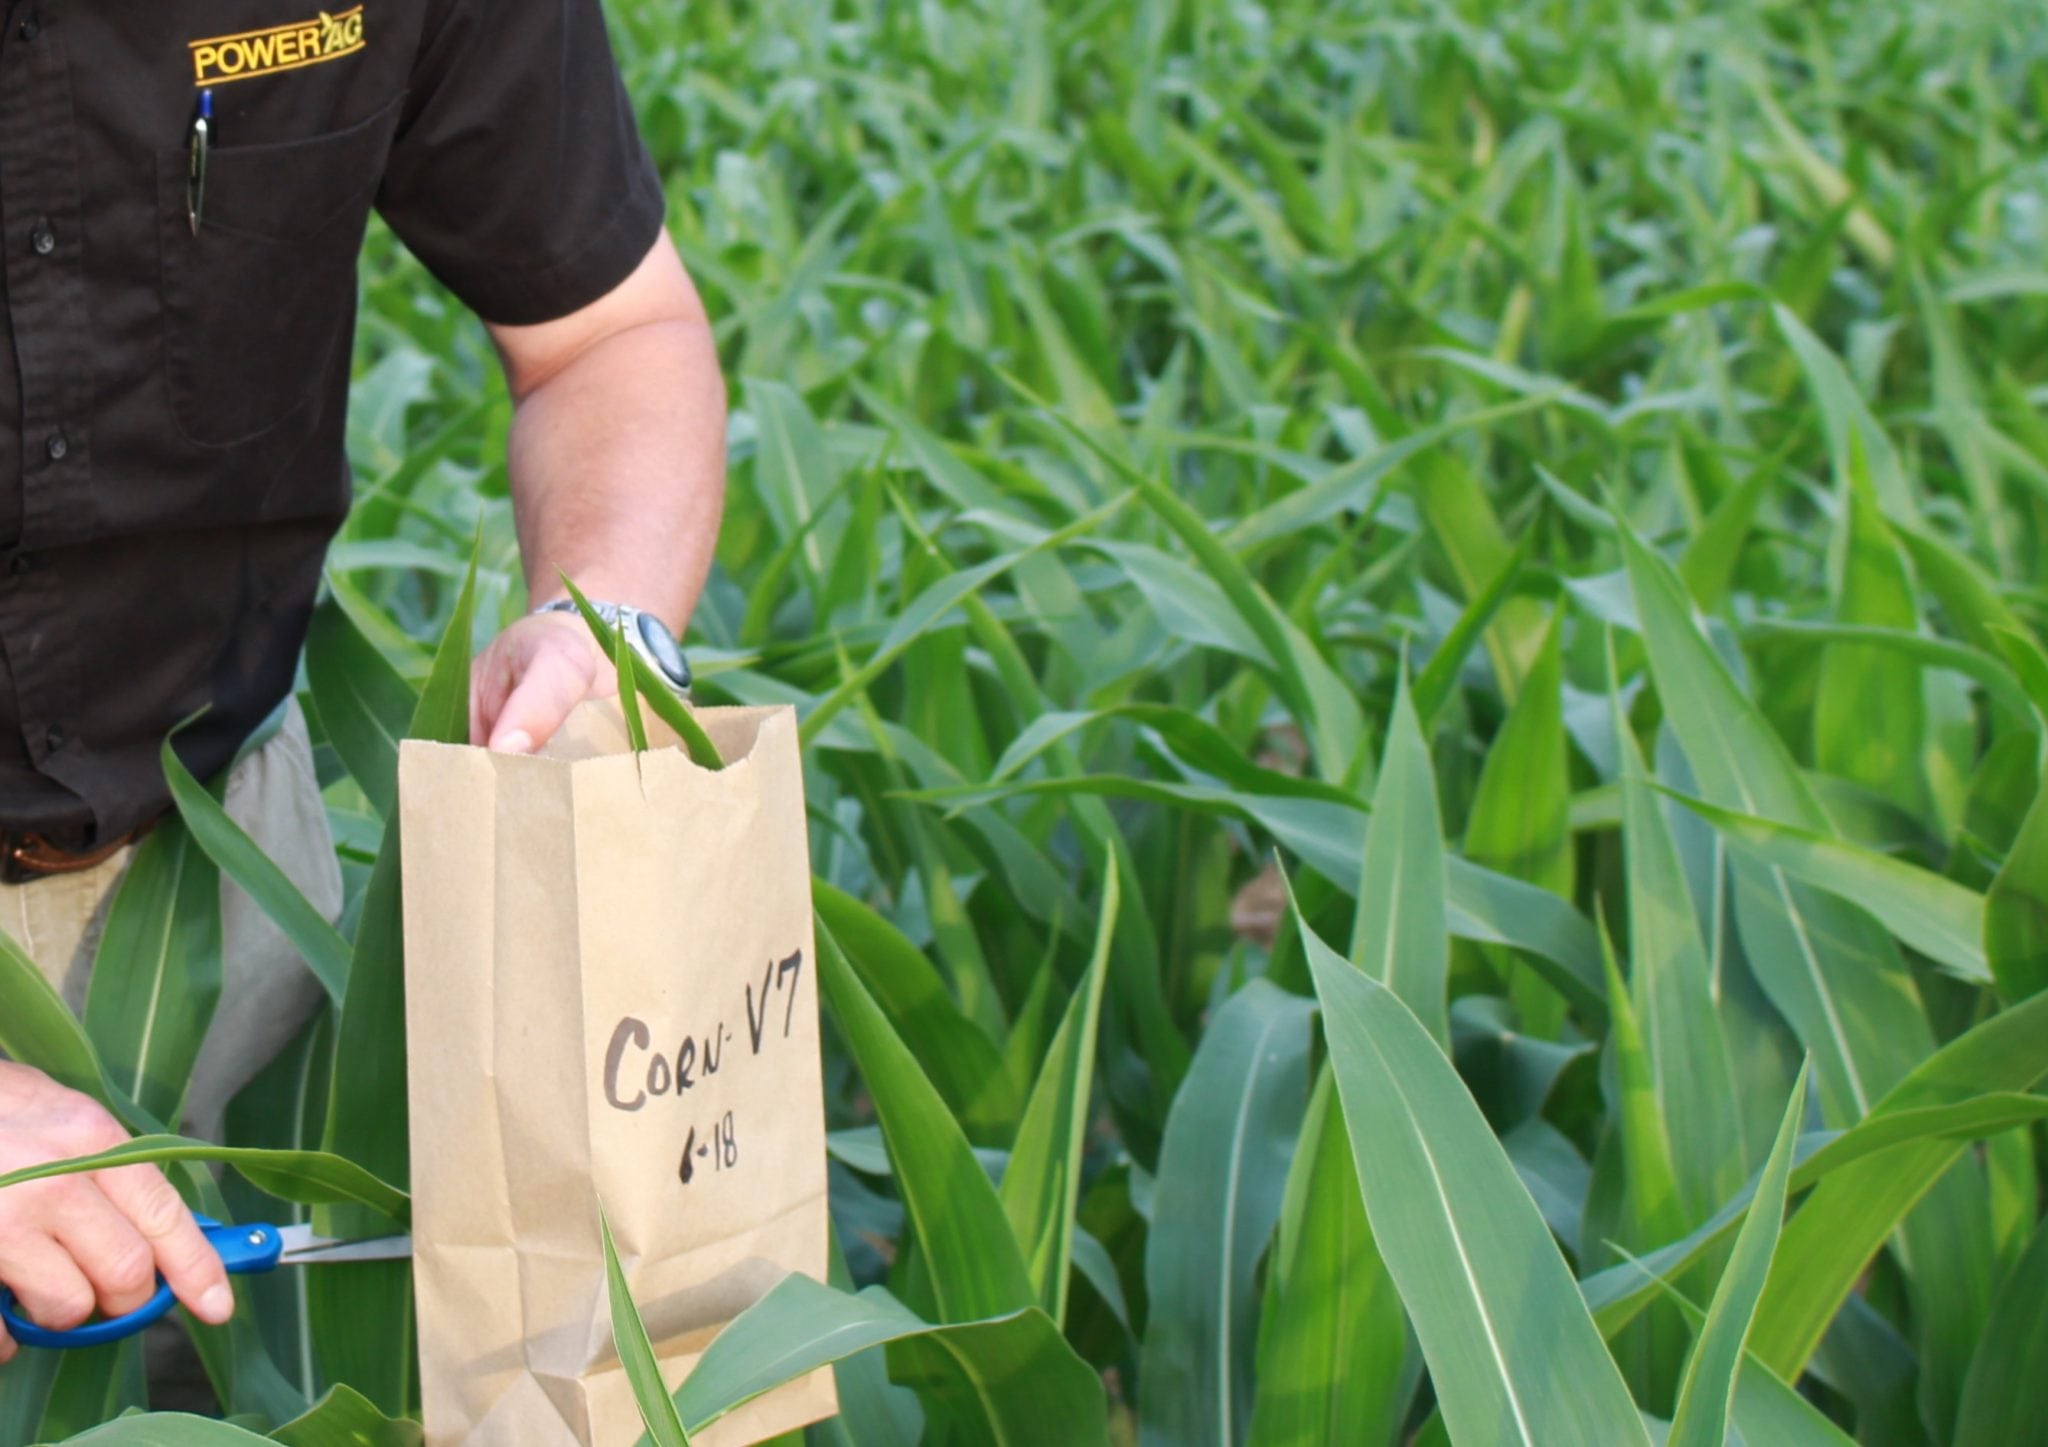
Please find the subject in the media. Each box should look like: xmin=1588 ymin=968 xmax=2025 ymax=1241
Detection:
xmin=2 ymin=702 xmax=342 ymax=1139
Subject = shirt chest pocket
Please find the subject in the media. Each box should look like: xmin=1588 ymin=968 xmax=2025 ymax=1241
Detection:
xmin=155 ymin=95 xmax=405 ymax=449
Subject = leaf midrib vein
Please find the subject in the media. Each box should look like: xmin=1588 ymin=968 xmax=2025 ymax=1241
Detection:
xmin=128 ymin=845 xmax=189 ymax=1103
xmin=1352 ymin=1001 xmax=1540 ymax=1446
xmin=1213 ymin=1006 xmax=1298 ymax=1439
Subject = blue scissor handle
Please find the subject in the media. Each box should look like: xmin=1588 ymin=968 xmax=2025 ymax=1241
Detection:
xmin=0 ymin=1215 xmax=283 ymax=1349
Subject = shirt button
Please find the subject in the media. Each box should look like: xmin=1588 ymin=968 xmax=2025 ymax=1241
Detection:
xmin=45 ymin=724 xmax=65 ymax=752
xmin=29 ymin=220 xmax=54 ymax=257
xmin=17 ymin=17 xmax=38 ymax=39
xmin=45 ymin=431 xmax=68 ymax=462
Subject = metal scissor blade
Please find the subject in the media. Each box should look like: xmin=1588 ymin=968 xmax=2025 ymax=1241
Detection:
xmin=274 ymin=1223 xmax=414 ymax=1266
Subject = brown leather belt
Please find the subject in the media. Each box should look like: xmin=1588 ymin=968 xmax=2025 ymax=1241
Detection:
xmin=0 ymin=820 xmax=154 ymax=884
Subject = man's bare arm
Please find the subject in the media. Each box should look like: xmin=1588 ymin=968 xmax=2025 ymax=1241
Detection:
xmin=469 ymin=231 xmax=728 ymax=752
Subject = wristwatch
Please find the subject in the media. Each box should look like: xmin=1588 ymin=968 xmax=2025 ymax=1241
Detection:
xmin=535 ymin=598 xmax=692 ymax=694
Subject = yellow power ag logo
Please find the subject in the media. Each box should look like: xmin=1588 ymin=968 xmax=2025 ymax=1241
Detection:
xmin=190 ymin=7 xmax=366 ymax=85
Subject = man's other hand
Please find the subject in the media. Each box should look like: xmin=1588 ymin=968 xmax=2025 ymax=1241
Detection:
xmin=0 ymin=1063 xmax=233 ymax=1360
xmin=470 ymin=610 xmax=617 ymax=754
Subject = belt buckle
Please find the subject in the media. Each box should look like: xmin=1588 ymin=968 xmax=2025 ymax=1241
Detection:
xmin=0 ymin=827 xmax=138 ymax=883
xmin=0 ymin=831 xmax=38 ymax=885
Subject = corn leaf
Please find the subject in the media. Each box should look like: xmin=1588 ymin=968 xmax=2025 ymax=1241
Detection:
xmin=1772 ymin=304 xmax=1913 ymax=517
xmin=1620 ymin=521 xmax=1994 ymax=1408
xmin=800 ymin=502 xmax=1125 ymax=749
xmin=62 ymin=1418 xmax=274 ymax=1445
xmin=1667 ymin=1065 xmax=1809 ymax=1447
xmin=1584 ymin=988 xmax=2048 ymax=1337
xmin=559 ymin=574 xmax=723 ymax=769
xmin=266 ymin=1386 xmax=423 ymax=1446
xmin=1625 ymin=1249 xmax=1856 ymax=1447
xmin=162 ymin=735 xmax=352 ymax=1007
xmin=305 ymin=546 xmax=476 ymax=1414
xmin=304 ymin=598 xmax=418 ymax=821
xmin=1246 ymin=1069 xmax=1415 ymax=1447
xmin=1613 ymin=651 xmax=1746 ymax=1221
xmin=1351 ymin=669 xmax=1450 ymax=1045
xmin=1746 ymin=618 xmax=2036 ymax=724
xmin=0 ymin=1351 xmax=61 ymax=1443
xmin=83 ymin=814 xmax=223 ymax=1126
xmin=1464 ymin=611 xmax=1572 ymax=899
xmin=1813 ymin=451 xmax=1928 ymax=819
xmin=1011 ymin=382 xmax=1365 ymax=780
xmin=602 ymin=1207 xmax=693 ymax=1447
xmin=1659 ymin=788 xmax=1988 ymax=984
xmin=814 ymin=881 xmax=1018 ymax=1138
xmin=668 ymin=1275 xmax=1108 ymax=1442
xmin=1297 ymin=909 xmax=1652 ymax=1446
xmin=1895 ymin=525 xmax=2030 ymax=658
xmin=1679 ymin=454 xmax=1775 ymax=612
xmin=1589 ymin=922 xmax=1693 ymax=1406
xmin=1413 ymin=451 xmax=1554 ymax=705
xmin=1598 ymin=926 xmax=1691 ymax=1256
xmin=1986 ymin=628 xmax=2048 ymax=1002
xmin=1412 ymin=532 xmax=1530 ymax=732
xmin=1953 ymin=1217 xmax=2048 ymax=1446
xmin=816 ymin=925 xmax=1036 ymax=1321
xmin=998 ymin=858 xmax=1117 ymax=1322
xmin=1136 ymin=980 xmax=1315 ymax=1447
xmin=1463 ymin=612 xmax=1571 ymax=1033
xmin=611 ymin=621 xmax=651 ymax=753
xmin=1619 ymin=522 xmax=1935 ymax=1123
xmin=917 ymin=771 xmax=1608 ymax=1020
xmin=31 ymin=1345 xmax=145 ymax=1440
xmin=0 ymin=1135 xmax=408 ymax=1224
xmin=0 ymin=920 xmax=123 ymax=1103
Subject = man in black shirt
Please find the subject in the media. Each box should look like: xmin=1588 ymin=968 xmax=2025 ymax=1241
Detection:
xmin=0 ymin=0 xmax=725 ymax=1354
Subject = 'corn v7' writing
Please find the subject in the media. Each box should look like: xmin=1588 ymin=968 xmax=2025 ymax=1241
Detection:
xmin=599 ymin=948 xmax=806 ymax=1113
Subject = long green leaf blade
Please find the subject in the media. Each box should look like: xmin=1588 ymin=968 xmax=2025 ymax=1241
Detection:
xmin=1612 ymin=648 xmax=1745 ymax=1220
xmin=1954 ymin=1215 xmax=2048 ymax=1446
xmin=268 ymin=1384 xmax=424 ymax=1446
xmin=162 ymin=736 xmax=352 ymax=1007
xmin=1986 ymin=628 xmax=2048 ymax=1002
xmin=1297 ymin=908 xmax=1651 ymax=1446
xmin=304 ymin=597 xmax=419 ymax=821
xmin=82 ymin=814 xmax=223 ymax=1125
xmin=1246 ymin=1070 xmax=1414 ymax=1447
xmin=1667 ymin=1065 xmax=1809 ymax=1447
xmin=1662 ymin=787 xmax=1989 ymax=984
xmin=669 ymin=1276 xmax=1107 ymax=1442
xmin=998 ymin=858 xmax=1117 ymax=1321
xmin=1137 ymin=980 xmax=1315 ymax=1447
xmin=1351 ymin=670 xmax=1449 ymax=1045
xmin=816 ymin=924 xmax=1035 ymax=1321
xmin=602 ymin=1206 xmax=693 ymax=1446
xmin=560 ymin=574 xmax=723 ymax=768
xmin=0 ymin=1135 xmax=407 ymax=1223
xmin=306 ymin=544 xmax=477 ymax=1414
xmin=0 ymin=922 xmax=129 ymax=1102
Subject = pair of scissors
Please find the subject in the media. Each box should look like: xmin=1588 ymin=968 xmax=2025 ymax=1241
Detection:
xmin=0 ymin=1216 xmax=412 ymax=1349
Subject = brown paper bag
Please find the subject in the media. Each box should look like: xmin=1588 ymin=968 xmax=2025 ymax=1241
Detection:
xmin=398 ymin=699 xmax=837 ymax=1445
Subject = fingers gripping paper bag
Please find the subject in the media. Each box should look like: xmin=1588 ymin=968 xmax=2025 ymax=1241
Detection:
xmin=399 ymin=700 xmax=836 ymax=1445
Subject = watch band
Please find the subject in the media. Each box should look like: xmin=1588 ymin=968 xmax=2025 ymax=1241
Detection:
xmin=535 ymin=598 xmax=692 ymax=694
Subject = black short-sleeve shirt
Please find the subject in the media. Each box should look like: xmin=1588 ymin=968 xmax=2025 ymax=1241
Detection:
xmin=0 ymin=0 xmax=665 ymax=843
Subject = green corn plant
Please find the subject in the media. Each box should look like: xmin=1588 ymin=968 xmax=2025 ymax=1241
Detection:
xmin=3 ymin=0 xmax=2048 ymax=1441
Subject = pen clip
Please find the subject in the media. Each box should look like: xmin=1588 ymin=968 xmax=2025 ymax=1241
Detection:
xmin=186 ymin=89 xmax=212 ymax=237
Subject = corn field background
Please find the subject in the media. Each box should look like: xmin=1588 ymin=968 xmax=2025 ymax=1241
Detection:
xmin=3 ymin=0 xmax=2048 ymax=1441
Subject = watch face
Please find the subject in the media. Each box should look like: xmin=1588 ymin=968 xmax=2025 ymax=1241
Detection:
xmin=634 ymin=611 xmax=692 ymax=689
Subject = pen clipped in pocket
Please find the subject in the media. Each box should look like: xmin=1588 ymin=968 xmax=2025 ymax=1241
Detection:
xmin=154 ymin=95 xmax=404 ymax=450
